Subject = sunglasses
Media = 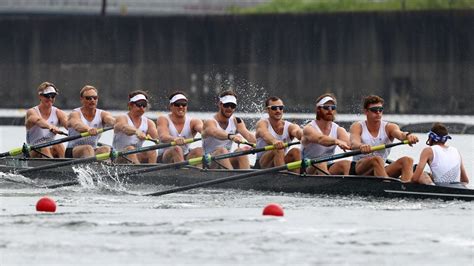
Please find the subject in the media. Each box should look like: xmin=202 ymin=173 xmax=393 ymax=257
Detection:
xmin=41 ymin=93 xmax=57 ymax=99
xmin=83 ymin=95 xmax=98 ymax=101
xmin=173 ymin=102 xmax=188 ymax=107
xmin=267 ymin=105 xmax=285 ymax=111
xmin=134 ymin=101 xmax=148 ymax=108
xmin=368 ymin=106 xmax=384 ymax=113
xmin=222 ymin=103 xmax=237 ymax=109
xmin=319 ymin=105 xmax=337 ymax=111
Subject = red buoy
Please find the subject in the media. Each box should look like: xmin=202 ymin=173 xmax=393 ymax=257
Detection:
xmin=36 ymin=197 xmax=56 ymax=212
xmin=262 ymin=203 xmax=284 ymax=216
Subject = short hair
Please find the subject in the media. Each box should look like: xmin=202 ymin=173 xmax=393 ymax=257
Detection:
xmin=218 ymin=90 xmax=237 ymax=98
xmin=129 ymin=90 xmax=149 ymax=100
xmin=363 ymin=95 xmax=384 ymax=109
xmin=37 ymin=81 xmax=58 ymax=94
xmin=168 ymin=90 xmax=187 ymax=101
xmin=315 ymin=93 xmax=337 ymax=105
xmin=265 ymin=96 xmax=282 ymax=107
xmin=80 ymin=85 xmax=98 ymax=97
xmin=431 ymin=122 xmax=449 ymax=136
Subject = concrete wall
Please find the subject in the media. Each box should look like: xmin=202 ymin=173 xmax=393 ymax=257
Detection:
xmin=0 ymin=11 xmax=472 ymax=114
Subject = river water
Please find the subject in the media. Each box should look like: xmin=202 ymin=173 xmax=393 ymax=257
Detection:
xmin=0 ymin=114 xmax=473 ymax=265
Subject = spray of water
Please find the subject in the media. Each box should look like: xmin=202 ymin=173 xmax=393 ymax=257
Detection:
xmin=72 ymin=164 xmax=129 ymax=193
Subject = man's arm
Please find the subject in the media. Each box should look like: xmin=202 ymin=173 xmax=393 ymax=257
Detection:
xmin=288 ymin=123 xmax=303 ymax=140
xmin=101 ymin=111 xmax=116 ymax=127
xmin=146 ymin=119 xmax=159 ymax=140
xmin=67 ymin=111 xmax=89 ymax=132
xmin=25 ymin=108 xmax=48 ymax=130
xmin=386 ymin=123 xmax=418 ymax=145
xmin=190 ymin=118 xmax=203 ymax=135
xmin=411 ymin=147 xmax=432 ymax=183
xmin=156 ymin=116 xmax=174 ymax=142
xmin=255 ymin=119 xmax=276 ymax=144
xmin=235 ymin=118 xmax=256 ymax=144
xmin=202 ymin=119 xmax=227 ymax=140
xmin=460 ymin=158 xmax=469 ymax=184
xmin=56 ymin=109 xmax=69 ymax=129
xmin=114 ymin=115 xmax=137 ymax=136
xmin=349 ymin=122 xmax=371 ymax=153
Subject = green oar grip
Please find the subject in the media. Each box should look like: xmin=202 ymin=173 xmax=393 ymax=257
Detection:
xmin=8 ymin=147 xmax=24 ymax=157
xmin=188 ymin=156 xmax=204 ymax=166
xmin=95 ymin=152 xmax=111 ymax=161
xmin=287 ymin=160 xmax=302 ymax=171
xmin=371 ymin=140 xmax=409 ymax=152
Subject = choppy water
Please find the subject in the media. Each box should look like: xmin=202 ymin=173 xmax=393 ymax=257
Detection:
xmin=1 ymin=116 xmax=473 ymax=265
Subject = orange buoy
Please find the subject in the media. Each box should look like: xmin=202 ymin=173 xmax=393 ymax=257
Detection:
xmin=262 ymin=203 xmax=284 ymax=216
xmin=36 ymin=197 xmax=56 ymax=212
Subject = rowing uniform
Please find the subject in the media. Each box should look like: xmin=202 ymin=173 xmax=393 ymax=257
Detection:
xmin=353 ymin=120 xmax=392 ymax=161
xmin=430 ymin=145 xmax=461 ymax=183
xmin=203 ymin=116 xmax=237 ymax=154
xmin=302 ymin=120 xmax=339 ymax=160
xmin=26 ymin=106 xmax=60 ymax=145
xmin=112 ymin=115 xmax=148 ymax=151
xmin=159 ymin=114 xmax=193 ymax=156
xmin=66 ymin=108 xmax=104 ymax=150
xmin=256 ymin=118 xmax=292 ymax=160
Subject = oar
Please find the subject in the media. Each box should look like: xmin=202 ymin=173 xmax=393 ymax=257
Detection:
xmin=46 ymin=141 xmax=300 ymax=189
xmin=0 ymin=126 xmax=113 ymax=158
xmin=144 ymin=140 xmax=409 ymax=196
xmin=18 ymin=138 xmax=201 ymax=174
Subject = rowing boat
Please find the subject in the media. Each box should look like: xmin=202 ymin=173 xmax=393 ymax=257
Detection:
xmin=1 ymin=157 xmax=473 ymax=201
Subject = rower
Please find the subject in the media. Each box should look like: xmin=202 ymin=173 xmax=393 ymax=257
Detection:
xmin=65 ymin=85 xmax=116 ymax=158
xmin=255 ymin=96 xmax=302 ymax=173
xmin=301 ymin=93 xmax=351 ymax=175
xmin=112 ymin=90 xmax=158 ymax=164
xmin=156 ymin=91 xmax=203 ymax=163
xmin=25 ymin=82 xmax=68 ymax=158
xmin=411 ymin=123 xmax=469 ymax=185
xmin=202 ymin=90 xmax=256 ymax=169
xmin=349 ymin=95 xmax=418 ymax=182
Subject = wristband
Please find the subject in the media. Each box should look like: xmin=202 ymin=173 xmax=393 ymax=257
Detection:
xmin=227 ymin=133 xmax=233 ymax=140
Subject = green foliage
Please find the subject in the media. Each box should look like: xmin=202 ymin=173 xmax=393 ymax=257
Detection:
xmin=229 ymin=0 xmax=474 ymax=14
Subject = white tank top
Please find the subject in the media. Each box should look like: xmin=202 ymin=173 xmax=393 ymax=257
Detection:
xmin=430 ymin=145 xmax=461 ymax=183
xmin=67 ymin=108 xmax=104 ymax=148
xmin=159 ymin=115 xmax=193 ymax=155
xmin=353 ymin=120 xmax=392 ymax=161
xmin=256 ymin=118 xmax=292 ymax=159
xmin=203 ymin=116 xmax=237 ymax=154
xmin=112 ymin=115 xmax=148 ymax=151
xmin=302 ymin=120 xmax=339 ymax=159
xmin=26 ymin=106 xmax=60 ymax=145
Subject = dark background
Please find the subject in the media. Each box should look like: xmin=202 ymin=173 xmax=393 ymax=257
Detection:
xmin=0 ymin=11 xmax=472 ymax=114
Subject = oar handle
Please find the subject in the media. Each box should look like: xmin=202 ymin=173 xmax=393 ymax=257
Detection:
xmin=31 ymin=126 xmax=114 ymax=150
xmin=305 ymin=140 xmax=410 ymax=167
xmin=240 ymin=141 xmax=256 ymax=148
xmin=117 ymin=137 xmax=201 ymax=158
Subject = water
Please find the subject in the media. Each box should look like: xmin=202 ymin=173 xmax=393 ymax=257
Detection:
xmin=1 ymin=115 xmax=473 ymax=265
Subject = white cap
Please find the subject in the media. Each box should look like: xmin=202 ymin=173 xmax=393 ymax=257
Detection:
xmin=170 ymin=94 xmax=188 ymax=104
xmin=129 ymin=94 xmax=148 ymax=103
xmin=219 ymin=95 xmax=237 ymax=105
xmin=39 ymin=86 xmax=57 ymax=95
xmin=316 ymin=96 xmax=335 ymax=106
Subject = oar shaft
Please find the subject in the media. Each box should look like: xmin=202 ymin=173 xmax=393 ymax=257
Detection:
xmin=17 ymin=156 xmax=98 ymax=174
xmin=119 ymin=138 xmax=200 ymax=157
xmin=145 ymin=165 xmax=289 ymax=196
xmin=32 ymin=126 xmax=113 ymax=150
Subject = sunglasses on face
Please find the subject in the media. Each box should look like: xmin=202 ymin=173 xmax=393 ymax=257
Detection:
xmin=41 ymin=93 xmax=56 ymax=99
xmin=134 ymin=101 xmax=148 ymax=108
xmin=319 ymin=105 xmax=337 ymax=111
xmin=83 ymin=95 xmax=98 ymax=101
xmin=267 ymin=105 xmax=285 ymax=111
xmin=368 ymin=106 xmax=384 ymax=113
xmin=173 ymin=102 xmax=187 ymax=107
xmin=222 ymin=103 xmax=237 ymax=109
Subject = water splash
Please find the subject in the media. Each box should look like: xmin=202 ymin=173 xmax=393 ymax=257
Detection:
xmin=71 ymin=164 xmax=129 ymax=193
xmin=0 ymin=171 xmax=36 ymax=186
